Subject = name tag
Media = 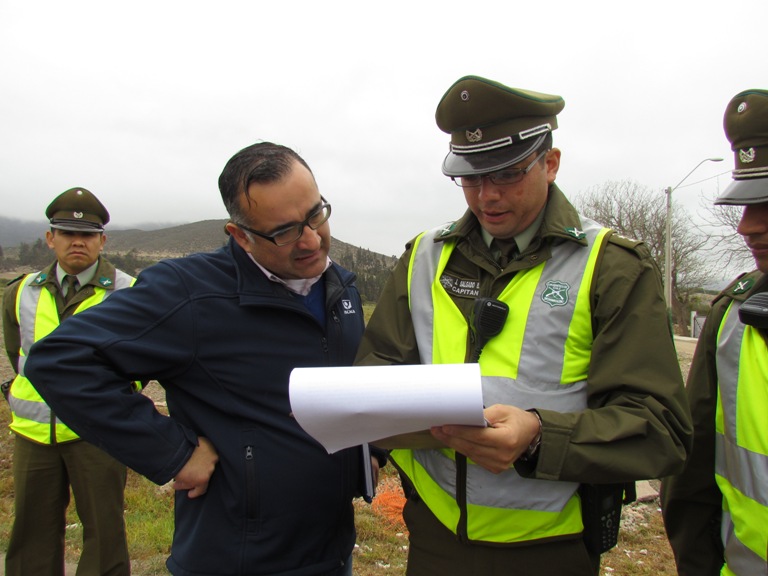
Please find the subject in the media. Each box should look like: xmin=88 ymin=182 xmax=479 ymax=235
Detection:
xmin=439 ymin=274 xmax=480 ymax=298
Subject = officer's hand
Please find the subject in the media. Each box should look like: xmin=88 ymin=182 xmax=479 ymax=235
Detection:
xmin=172 ymin=437 xmax=219 ymax=498
xmin=430 ymin=404 xmax=540 ymax=474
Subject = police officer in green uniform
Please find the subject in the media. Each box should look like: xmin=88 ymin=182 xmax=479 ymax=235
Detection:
xmin=355 ymin=75 xmax=693 ymax=575
xmin=2 ymin=188 xmax=135 ymax=575
xmin=661 ymin=90 xmax=768 ymax=576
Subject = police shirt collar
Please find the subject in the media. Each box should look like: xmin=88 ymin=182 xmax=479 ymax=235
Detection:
xmin=55 ymin=261 xmax=99 ymax=289
xmin=480 ymin=207 xmax=545 ymax=254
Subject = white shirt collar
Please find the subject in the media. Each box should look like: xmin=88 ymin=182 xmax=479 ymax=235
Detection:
xmin=247 ymin=253 xmax=331 ymax=296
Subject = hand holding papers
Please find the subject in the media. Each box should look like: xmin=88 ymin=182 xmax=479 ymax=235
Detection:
xmin=289 ymin=363 xmax=485 ymax=454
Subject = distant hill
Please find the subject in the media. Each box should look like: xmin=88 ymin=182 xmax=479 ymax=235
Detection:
xmin=0 ymin=216 xmax=49 ymax=247
xmin=105 ymin=220 xmax=230 ymax=257
xmin=0 ymin=217 xmax=397 ymax=303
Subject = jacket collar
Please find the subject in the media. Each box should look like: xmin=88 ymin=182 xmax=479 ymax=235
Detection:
xmin=435 ymin=184 xmax=590 ymax=248
xmin=227 ymin=237 xmax=355 ymax=303
xmin=31 ymin=257 xmax=118 ymax=290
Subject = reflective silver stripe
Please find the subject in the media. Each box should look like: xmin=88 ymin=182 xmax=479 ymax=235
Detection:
xmin=409 ymin=229 xmax=443 ymax=364
xmin=715 ymin=434 xmax=768 ymax=508
xmin=716 ymin=303 xmax=768 ymax=573
xmin=112 ymin=270 xmax=134 ymax=290
xmin=483 ymin=376 xmax=587 ymax=412
xmin=7 ymin=396 xmax=59 ymax=425
xmin=408 ymin=220 xmax=603 ymax=513
xmin=414 ymin=448 xmax=575 ymax=512
xmin=16 ymin=275 xmax=39 ymax=377
xmin=722 ymin=511 xmax=767 ymax=576
xmin=517 ymin=237 xmax=593 ymax=385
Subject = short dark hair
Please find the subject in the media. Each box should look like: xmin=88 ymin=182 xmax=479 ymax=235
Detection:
xmin=218 ymin=142 xmax=313 ymax=222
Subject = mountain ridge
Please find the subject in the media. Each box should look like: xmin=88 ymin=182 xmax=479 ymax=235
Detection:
xmin=0 ymin=217 xmax=397 ymax=303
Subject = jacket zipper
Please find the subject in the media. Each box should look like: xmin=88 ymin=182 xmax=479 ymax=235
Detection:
xmin=245 ymin=445 xmax=258 ymax=519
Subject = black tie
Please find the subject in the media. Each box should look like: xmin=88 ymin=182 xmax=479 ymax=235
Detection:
xmin=492 ymin=238 xmax=518 ymax=267
xmin=63 ymin=275 xmax=79 ymax=304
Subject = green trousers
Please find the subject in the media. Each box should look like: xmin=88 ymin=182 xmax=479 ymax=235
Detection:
xmin=5 ymin=435 xmax=130 ymax=576
xmin=403 ymin=494 xmax=600 ymax=576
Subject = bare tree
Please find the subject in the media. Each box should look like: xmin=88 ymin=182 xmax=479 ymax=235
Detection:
xmin=574 ymin=180 xmax=715 ymax=332
xmin=698 ymin=195 xmax=752 ymax=271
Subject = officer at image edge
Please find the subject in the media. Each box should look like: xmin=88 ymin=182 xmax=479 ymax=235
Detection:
xmin=661 ymin=88 xmax=768 ymax=576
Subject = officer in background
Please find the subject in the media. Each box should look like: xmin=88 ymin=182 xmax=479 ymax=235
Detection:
xmin=661 ymin=89 xmax=768 ymax=575
xmin=2 ymin=188 xmax=135 ymax=575
xmin=355 ymin=75 xmax=692 ymax=575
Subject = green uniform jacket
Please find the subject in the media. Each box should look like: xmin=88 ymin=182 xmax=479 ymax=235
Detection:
xmin=355 ymin=185 xmax=692 ymax=484
xmin=661 ymin=270 xmax=767 ymax=576
xmin=3 ymin=257 xmax=127 ymax=374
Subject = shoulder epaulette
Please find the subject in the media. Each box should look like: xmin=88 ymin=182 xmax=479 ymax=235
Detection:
xmin=5 ymin=274 xmax=25 ymax=287
xmin=606 ymin=232 xmax=643 ymax=251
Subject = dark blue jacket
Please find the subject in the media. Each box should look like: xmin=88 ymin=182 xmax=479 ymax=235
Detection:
xmin=26 ymin=238 xmax=366 ymax=576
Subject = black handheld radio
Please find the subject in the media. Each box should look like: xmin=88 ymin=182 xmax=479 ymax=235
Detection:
xmin=469 ymin=298 xmax=509 ymax=362
xmin=739 ymin=292 xmax=768 ymax=329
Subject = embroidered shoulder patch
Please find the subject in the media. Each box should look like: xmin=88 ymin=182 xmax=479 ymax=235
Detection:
xmin=732 ymin=277 xmax=754 ymax=295
xmin=438 ymin=222 xmax=457 ymax=237
xmin=564 ymin=227 xmax=586 ymax=240
xmin=440 ymin=274 xmax=480 ymax=298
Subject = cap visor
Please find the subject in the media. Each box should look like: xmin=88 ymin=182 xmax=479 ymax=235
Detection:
xmin=715 ymin=178 xmax=768 ymax=205
xmin=50 ymin=220 xmax=104 ymax=232
xmin=441 ymin=134 xmax=546 ymax=177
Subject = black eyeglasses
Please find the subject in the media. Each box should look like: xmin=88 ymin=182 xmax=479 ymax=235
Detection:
xmin=235 ymin=198 xmax=332 ymax=246
xmin=451 ymin=149 xmax=549 ymax=188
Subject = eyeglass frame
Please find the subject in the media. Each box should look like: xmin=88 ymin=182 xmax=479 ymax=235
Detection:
xmin=451 ymin=148 xmax=550 ymax=188
xmin=233 ymin=196 xmax=332 ymax=246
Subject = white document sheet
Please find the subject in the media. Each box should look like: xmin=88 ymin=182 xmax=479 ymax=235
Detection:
xmin=289 ymin=363 xmax=485 ymax=453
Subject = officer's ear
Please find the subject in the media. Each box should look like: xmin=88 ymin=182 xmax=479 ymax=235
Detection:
xmin=544 ymin=148 xmax=561 ymax=184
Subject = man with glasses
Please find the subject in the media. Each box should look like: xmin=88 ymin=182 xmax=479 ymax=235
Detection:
xmin=355 ymin=76 xmax=692 ymax=575
xmin=23 ymin=142 xmax=384 ymax=576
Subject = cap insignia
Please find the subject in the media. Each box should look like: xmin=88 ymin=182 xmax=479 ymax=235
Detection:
xmin=737 ymin=101 xmax=748 ymax=113
xmin=73 ymin=211 xmax=84 ymax=219
xmin=460 ymin=90 xmax=470 ymax=102
xmin=466 ymin=128 xmax=483 ymax=143
xmin=739 ymin=148 xmax=756 ymax=164
xmin=98 ymin=276 xmax=113 ymax=287
xmin=732 ymin=278 xmax=754 ymax=295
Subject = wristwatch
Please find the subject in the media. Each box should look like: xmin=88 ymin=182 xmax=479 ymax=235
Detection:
xmin=518 ymin=409 xmax=542 ymax=462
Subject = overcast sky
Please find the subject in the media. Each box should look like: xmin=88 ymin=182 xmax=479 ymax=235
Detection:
xmin=0 ymin=1 xmax=763 ymax=257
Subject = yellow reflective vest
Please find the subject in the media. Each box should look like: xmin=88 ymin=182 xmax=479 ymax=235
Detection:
xmin=392 ymin=218 xmax=610 ymax=544
xmin=714 ymin=300 xmax=768 ymax=575
xmin=9 ymin=269 xmax=135 ymax=444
